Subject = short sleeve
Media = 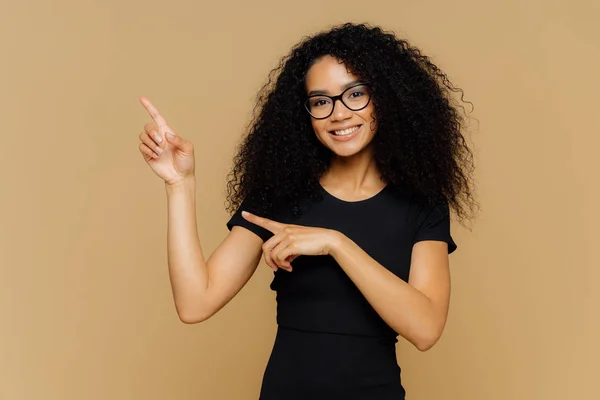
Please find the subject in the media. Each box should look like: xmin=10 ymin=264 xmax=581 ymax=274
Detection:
xmin=413 ymin=199 xmax=457 ymax=254
xmin=226 ymin=196 xmax=274 ymax=242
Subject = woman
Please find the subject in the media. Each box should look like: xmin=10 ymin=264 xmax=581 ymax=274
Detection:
xmin=138 ymin=23 xmax=477 ymax=400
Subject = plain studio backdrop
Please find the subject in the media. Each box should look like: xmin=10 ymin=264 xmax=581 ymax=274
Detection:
xmin=1 ymin=0 xmax=598 ymax=399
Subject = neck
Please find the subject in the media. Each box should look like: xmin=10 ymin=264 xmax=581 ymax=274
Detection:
xmin=321 ymin=148 xmax=386 ymax=191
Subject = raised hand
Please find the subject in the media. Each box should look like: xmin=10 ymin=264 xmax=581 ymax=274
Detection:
xmin=138 ymin=96 xmax=195 ymax=185
xmin=241 ymin=211 xmax=340 ymax=272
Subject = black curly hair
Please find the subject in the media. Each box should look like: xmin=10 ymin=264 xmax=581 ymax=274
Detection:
xmin=225 ymin=22 xmax=479 ymax=227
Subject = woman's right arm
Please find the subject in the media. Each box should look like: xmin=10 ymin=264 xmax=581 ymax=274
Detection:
xmin=137 ymin=96 xmax=264 ymax=324
xmin=165 ymin=177 xmax=264 ymax=323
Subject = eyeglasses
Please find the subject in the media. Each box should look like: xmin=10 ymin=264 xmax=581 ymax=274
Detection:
xmin=304 ymin=84 xmax=371 ymax=120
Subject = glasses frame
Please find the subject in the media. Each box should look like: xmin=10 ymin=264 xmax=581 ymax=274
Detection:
xmin=304 ymin=83 xmax=371 ymax=120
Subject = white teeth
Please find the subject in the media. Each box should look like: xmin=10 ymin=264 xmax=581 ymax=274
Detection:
xmin=333 ymin=125 xmax=360 ymax=136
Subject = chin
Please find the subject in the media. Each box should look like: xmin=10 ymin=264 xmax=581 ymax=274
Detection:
xmin=318 ymin=134 xmax=376 ymax=158
xmin=325 ymin=141 xmax=375 ymax=158
xmin=329 ymin=146 xmax=363 ymax=157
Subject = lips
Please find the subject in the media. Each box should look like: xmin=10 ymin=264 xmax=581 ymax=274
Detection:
xmin=327 ymin=124 xmax=363 ymax=142
xmin=329 ymin=124 xmax=362 ymax=136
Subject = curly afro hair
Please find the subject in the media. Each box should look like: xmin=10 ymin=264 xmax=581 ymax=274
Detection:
xmin=225 ymin=22 xmax=478 ymax=227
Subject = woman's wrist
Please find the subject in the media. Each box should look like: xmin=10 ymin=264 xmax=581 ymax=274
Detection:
xmin=165 ymin=175 xmax=196 ymax=195
xmin=326 ymin=230 xmax=347 ymax=258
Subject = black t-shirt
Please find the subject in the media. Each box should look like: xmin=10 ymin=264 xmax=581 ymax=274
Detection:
xmin=226 ymin=184 xmax=457 ymax=338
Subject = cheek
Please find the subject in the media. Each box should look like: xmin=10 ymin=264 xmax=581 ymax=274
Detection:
xmin=311 ymin=120 xmax=328 ymax=135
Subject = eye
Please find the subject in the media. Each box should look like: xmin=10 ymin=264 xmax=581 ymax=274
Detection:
xmin=349 ymin=89 xmax=366 ymax=98
xmin=310 ymin=98 xmax=331 ymax=108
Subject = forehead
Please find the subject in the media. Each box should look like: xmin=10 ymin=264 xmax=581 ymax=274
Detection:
xmin=305 ymin=55 xmax=360 ymax=92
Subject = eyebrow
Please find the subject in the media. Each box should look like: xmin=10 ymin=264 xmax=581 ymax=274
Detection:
xmin=307 ymin=80 xmax=364 ymax=97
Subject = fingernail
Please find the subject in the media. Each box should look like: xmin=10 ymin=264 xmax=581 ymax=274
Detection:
xmin=241 ymin=211 xmax=248 ymax=217
xmin=155 ymin=146 xmax=163 ymax=154
xmin=166 ymin=132 xmax=174 ymax=139
xmin=154 ymin=134 xmax=163 ymax=143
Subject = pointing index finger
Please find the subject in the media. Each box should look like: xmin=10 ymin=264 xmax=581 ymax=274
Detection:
xmin=139 ymin=96 xmax=169 ymax=133
xmin=242 ymin=211 xmax=284 ymax=234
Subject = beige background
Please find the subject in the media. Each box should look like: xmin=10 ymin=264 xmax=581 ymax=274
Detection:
xmin=1 ymin=0 xmax=598 ymax=399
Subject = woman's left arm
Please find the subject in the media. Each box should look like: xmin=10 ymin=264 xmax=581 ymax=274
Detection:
xmin=329 ymin=232 xmax=451 ymax=352
xmin=240 ymin=211 xmax=451 ymax=351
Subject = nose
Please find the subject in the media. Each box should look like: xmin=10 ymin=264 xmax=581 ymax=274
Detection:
xmin=330 ymin=98 xmax=352 ymax=121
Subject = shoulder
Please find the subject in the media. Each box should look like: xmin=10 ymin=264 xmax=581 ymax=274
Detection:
xmin=387 ymin=187 xmax=457 ymax=254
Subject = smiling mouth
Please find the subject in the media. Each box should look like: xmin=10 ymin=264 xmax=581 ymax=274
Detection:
xmin=330 ymin=125 xmax=362 ymax=136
